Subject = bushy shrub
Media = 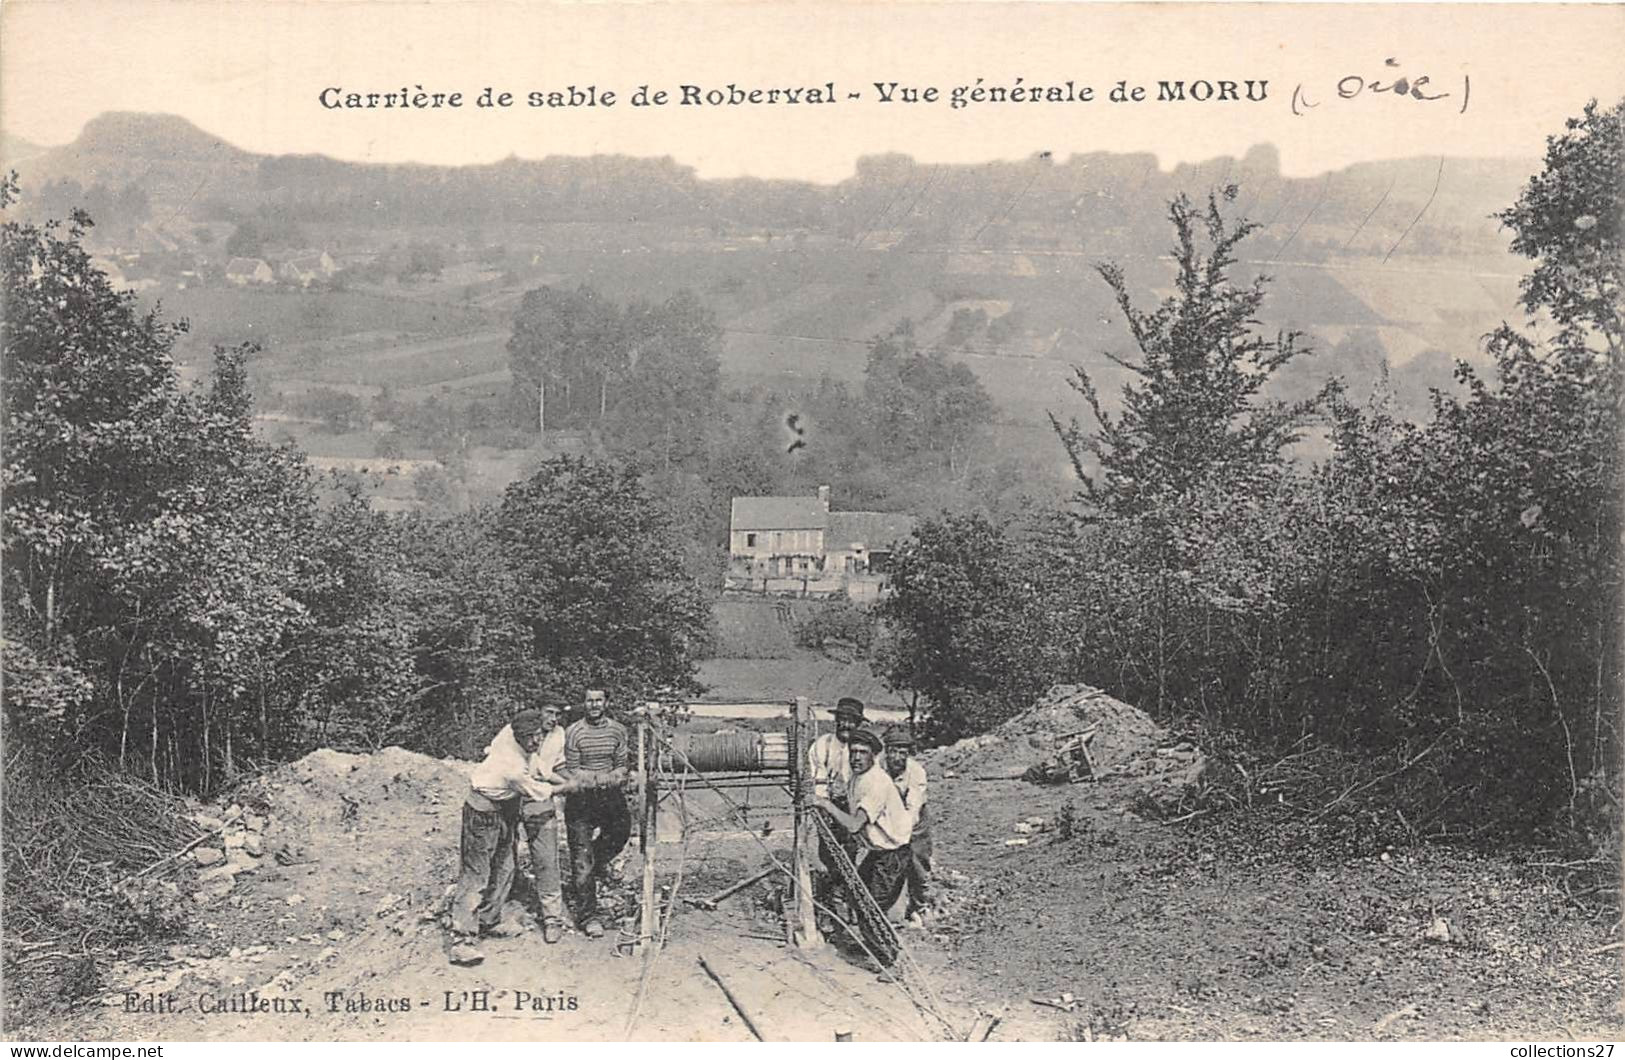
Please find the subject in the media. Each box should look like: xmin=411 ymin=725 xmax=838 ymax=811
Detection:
xmin=793 ymin=597 xmax=875 ymax=656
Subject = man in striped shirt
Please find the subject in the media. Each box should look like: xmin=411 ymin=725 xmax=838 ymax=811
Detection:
xmin=561 ymin=689 xmax=631 ymax=939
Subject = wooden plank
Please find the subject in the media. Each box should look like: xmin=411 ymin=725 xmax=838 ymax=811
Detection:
xmin=792 ymin=695 xmax=823 ymax=949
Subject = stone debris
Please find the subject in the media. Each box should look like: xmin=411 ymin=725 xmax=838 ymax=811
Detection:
xmin=928 ymin=684 xmax=1208 ymax=817
xmin=192 ymin=847 xmax=224 ymax=867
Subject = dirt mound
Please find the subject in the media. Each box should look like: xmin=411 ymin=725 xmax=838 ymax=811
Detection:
xmin=263 ymin=746 xmax=468 ymax=826
xmin=179 ymin=746 xmax=474 ymax=943
xmin=927 ymin=685 xmax=1206 ymax=814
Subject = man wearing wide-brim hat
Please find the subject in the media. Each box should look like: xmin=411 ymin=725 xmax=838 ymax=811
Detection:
xmin=813 ymin=725 xmax=914 ymax=968
xmin=808 ymin=697 xmax=865 ymax=903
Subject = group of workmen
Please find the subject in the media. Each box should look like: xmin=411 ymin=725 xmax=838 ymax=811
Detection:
xmin=807 ymin=696 xmax=933 ymax=962
xmin=450 ymin=689 xmax=631 ymax=966
xmin=449 ymin=691 xmax=932 ymax=969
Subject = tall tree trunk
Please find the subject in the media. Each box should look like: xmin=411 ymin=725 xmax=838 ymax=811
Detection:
xmin=538 ymin=378 xmax=546 ymax=434
xmin=119 ymin=674 xmax=130 ymax=770
xmin=44 ymin=577 xmax=55 ymax=650
xmin=202 ymin=690 xmax=212 ymax=792
xmin=259 ymin=666 xmax=269 ymax=758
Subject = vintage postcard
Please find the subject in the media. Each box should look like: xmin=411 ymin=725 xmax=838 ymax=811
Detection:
xmin=2 ymin=0 xmax=1622 ymax=1045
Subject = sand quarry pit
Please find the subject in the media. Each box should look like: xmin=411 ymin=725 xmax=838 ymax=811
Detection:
xmin=38 ymin=744 xmax=969 ymax=1042
xmin=18 ymin=693 xmax=1618 ymax=1043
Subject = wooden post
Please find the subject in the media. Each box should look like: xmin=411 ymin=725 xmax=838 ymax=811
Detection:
xmin=792 ymin=695 xmax=823 ymax=949
xmin=638 ymin=713 xmax=657 ymax=949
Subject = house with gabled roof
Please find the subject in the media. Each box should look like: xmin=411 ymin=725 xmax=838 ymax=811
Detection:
xmin=727 ymin=485 xmax=914 ymax=599
xmin=225 ymin=257 xmax=273 ymax=285
xmin=280 ymin=251 xmax=338 ymax=287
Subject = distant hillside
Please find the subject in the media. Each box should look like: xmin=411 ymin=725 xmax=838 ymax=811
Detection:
xmin=13 ymin=112 xmax=1536 ymax=256
xmin=16 ymin=113 xmax=259 ymax=206
xmin=9 ymin=111 xmax=1547 ymax=439
xmin=0 ymin=131 xmax=52 ymax=169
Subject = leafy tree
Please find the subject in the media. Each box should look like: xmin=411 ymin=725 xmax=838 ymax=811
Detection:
xmin=1495 ymin=98 xmax=1622 ymax=359
xmin=225 ymin=219 xmax=265 ymax=259
xmin=493 ymin=457 xmax=709 ymax=701
xmin=298 ymin=386 xmax=366 ymax=434
xmin=2 ymin=176 xmax=322 ymax=787
xmin=875 ymin=513 xmax=1058 ymax=737
xmin=396 ymin=241 xmax=446 ymax=283
xmin=1381 ymin=97 xmax=1624 ymax=834
xmin=1051 ymin=185 xmax=1326 ymax=520
xmin=507 ymin=285 xmax=623 ymax=431
xmin=863 ymin=324 xmax=995 ymax=473
xmin=603 ymin=290 xmax=722 ymax=473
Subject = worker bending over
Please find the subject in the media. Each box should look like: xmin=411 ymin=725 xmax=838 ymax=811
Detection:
xmin=450 ymin=709 xmax=556 ymax=966
xmin=813 ymin=726 xmax=914 ymax=968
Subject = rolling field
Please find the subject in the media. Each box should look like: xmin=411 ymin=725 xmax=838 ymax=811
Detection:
xmin=143 ymin=217 xmax=1528 ymax=527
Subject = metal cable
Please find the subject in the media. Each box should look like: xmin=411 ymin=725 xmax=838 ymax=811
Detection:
xmin=645 ymin=727 xmax=965 ymax=1039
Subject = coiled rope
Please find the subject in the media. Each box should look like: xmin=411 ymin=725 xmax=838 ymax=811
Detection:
xmin=663 ymin=731 xmax=769 ymax=773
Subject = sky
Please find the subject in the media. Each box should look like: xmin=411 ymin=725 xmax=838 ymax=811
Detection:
xmin=2 ymin=2 xmax=1623 ymax=182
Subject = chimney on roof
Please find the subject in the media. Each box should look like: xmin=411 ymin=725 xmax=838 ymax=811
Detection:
xmin=817 ymin=485 xmax=830 ymax=512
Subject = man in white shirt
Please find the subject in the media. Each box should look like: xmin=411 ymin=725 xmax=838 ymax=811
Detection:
xmin=520 ymin=702 xmax=571 ymax=943
xmin=884 ymin=727 xmax=932 ymax=921
xmin=813 ymin=726 xmax=913 ymax=968
xmin=808 ymin=697 xmax=865 ymax=903
xmin=451 ymin=709 xmax=555 ymax=965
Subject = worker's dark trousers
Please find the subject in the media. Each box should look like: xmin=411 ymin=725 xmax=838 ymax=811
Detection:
xmin=564 ymin=787 xmax=630 ymax=924
xmin=451 ymin=794 xmax=520 ymax=937
xmin=855 ymin=844 xmax=912 ymax=967
xmin=521 ymin=798 xmax=566 ymax=923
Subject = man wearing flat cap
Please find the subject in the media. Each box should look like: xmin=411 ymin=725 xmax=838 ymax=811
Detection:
xmin=813 ymin=725 xmax=914 ymax=968
xmin=450 ymin=708 xmax=558 ymax=965
xmin=884 ymin=726 xmax=933 ymax=921
xmin=808 ymin=697 xmax=865 ymax=901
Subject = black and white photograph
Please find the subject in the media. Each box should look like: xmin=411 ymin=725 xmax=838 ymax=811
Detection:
xmin=2 ymin=0 xmax=1622 ymax=1044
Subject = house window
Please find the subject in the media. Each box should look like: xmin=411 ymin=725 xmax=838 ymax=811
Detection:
xmin=745 ymin=532 xmax=757 ymax=547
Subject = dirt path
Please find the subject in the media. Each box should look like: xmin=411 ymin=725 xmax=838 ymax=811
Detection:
xmin=12 ymin=742 xmax=1618 ymax=1043
xmin=49 ymin=911 xmax=937 ymax=1042
xmin=13 ymin=746 xmax=972 ymax=1043
xmin=912 ymin=772 xmax=1623 ymax=1042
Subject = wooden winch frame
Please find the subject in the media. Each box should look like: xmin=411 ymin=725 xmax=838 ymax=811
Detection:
xmin=631 ymin=696 xmax=824 ymax=950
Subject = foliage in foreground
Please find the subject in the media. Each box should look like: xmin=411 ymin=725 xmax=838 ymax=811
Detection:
xmin=877 ymin=101 xmax=1623 ymax=846
xmin=1 ymin=174 xmax=712 ymax=794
